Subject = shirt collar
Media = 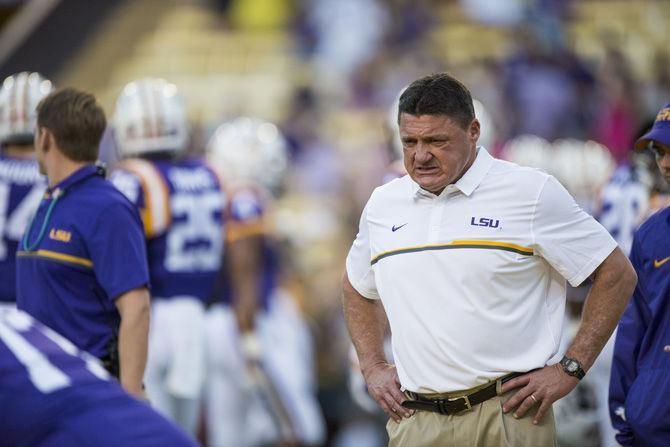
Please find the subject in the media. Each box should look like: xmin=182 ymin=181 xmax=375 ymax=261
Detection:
xmin=412 ymin=147 xmax=494 ymax=199
xmin=48 ymin=164 xmax=99 ymax=197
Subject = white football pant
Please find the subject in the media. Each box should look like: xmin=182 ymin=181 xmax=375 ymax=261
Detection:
xmin=144 ymin=297 xmax=206 ymax=435
xmin=205 ymin=290 xmax=325 ymax=446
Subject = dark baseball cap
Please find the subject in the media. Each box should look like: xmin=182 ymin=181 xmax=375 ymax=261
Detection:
xmin=635 ymin=102 xmax=670 ymax=150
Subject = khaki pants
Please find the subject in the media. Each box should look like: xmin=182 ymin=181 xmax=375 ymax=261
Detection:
xmin=387 ymin=390 xmax=556 ymax=447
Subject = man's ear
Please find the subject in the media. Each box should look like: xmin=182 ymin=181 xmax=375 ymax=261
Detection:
xmin=39 ymin=128 xmax=54 ymax=153
xmin=469 ymin=118 xmax=481 ymax=145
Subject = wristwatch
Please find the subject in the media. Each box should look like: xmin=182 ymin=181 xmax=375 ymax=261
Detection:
xmin=559 ymin=356 xmax=585 ymax=380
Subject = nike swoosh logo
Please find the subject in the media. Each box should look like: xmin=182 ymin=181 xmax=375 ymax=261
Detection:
xmin=654 ymin=256 xmax=670 ymax=268
xmin=392 ymin=223 xmax=408 ymax=232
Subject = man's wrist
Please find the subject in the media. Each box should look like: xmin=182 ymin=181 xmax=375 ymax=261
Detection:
xmin=559 ymin=355 xmax=586 ymax=380
xmin=361 ymin=359 xmax=389 ymax=378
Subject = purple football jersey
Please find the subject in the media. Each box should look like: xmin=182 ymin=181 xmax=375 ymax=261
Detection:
xmin=218 ymin=184 xmax=278 ymax=310
xmin=0 ymin=153 xmax=45 ymax=303
xmin=112 ymin=158 xmax=225 ymax=302
xmin=0 ymin=308 xmax=197 ymax=447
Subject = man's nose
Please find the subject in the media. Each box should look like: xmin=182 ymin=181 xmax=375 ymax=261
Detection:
xmin=414 ymin=142 xmax=432 ymax=163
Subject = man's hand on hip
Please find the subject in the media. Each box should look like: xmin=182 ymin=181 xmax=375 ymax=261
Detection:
xmin=362 ymin=361 xmax=413 ymax=422
xmin=500 ymin=364 xmax=579 ymax=425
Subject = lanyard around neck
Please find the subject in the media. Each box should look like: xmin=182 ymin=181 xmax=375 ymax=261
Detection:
xmin=21 ymin=166 xmax=104 ymax=252
xmin=22 ymin=188 xmax=63 ymax=252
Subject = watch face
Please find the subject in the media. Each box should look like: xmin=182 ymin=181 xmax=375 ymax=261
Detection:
xmin=567 ymin=362 xmax=578 ymax=373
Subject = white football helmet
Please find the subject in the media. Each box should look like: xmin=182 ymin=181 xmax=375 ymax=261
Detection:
xmin=473 ymin=99 xmax=496 ymax=150
xmin=504 ymin=135 xmax=615 ymax=213
xmin=0 ymin=72 xmax=53 ymax=145
xmin=113 ymin=78 xmax=188 ymax=157
xmin=552 ymin=139 xmax=615 ymax=203
xmin=207 ymin=117 xmax=289 ymax=193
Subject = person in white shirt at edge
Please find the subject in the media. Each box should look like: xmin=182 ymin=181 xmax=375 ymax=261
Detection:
xmin=342 ymin=72 xmax=637 ymax=447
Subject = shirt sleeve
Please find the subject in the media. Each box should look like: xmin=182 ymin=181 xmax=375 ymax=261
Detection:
xmin=532 ymin=175 xmax=618 ymax=286
xmin=88 ymin=201 xmax=150 ymax=301
xmin=609 ymin=235 xmax=648 ymax=446
xmin=345 ymin=201 xmax=379 ymax=300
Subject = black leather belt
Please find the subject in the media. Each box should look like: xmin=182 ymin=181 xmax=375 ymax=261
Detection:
xmin=401 ymin=372 xmax=524 ymax=415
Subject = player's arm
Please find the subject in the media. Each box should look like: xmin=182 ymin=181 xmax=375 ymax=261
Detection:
xmin=223 ymin=189 xmax=266 ymax=339
xmin=115 ymin=287 xmax=150 ymax=397
xmin=225 ymin=233 xmax=263 ymax=333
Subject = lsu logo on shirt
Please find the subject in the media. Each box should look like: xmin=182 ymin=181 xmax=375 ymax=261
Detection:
xmin=470 ymin=217 xmax=500 ymax=229
xmin=49 ymin=228 xmax=71 ymax=243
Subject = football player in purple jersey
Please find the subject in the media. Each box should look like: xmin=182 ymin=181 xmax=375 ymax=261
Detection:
xmin=206 ymin=117 xmax=325 ymax=446
xmin=0 ymin=308 xmax=197 ymax=447
xmin=0 ymin=72 xmax=51 ymax=310
xmin=110 ymin=78 xmax=228 ymax=435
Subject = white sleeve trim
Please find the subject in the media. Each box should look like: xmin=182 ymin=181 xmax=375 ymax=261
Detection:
xmin=347 ymin=269 xmax=380 ymax=300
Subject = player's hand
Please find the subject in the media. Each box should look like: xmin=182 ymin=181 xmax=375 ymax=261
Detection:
xmin=240 ymin=331 xmax=262 ymax=362
xmin=501 ymin=364 xmax=579 ymax=425
xmin=362 ymin=361 xmax=413 ymax=422
xmin=664 ymin=345 xmax=670 ymax=353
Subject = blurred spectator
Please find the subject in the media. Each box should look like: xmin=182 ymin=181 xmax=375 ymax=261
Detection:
xmin=593 ymin=49 xmax=641 ymax=164
xmin=302 ymin=0 xmax=389 ymax=91
xmin=282 ymin=86 xmax=320 ymax=158
xmin=643 ymin=49 xmax=670 ymax=115
xmin=461 ymin=0 xmax=525 ymax=26
xmin=502 ymin=32 xmax=582 ymax=140
xmin=385 ymin=0 xmax=436 ymax=48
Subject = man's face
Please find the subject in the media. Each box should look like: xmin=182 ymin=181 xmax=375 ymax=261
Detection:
xmin=651 ymin=141 xmax=670 ymax=184
xmin=399 ymin=113 xmax=480 ymax=195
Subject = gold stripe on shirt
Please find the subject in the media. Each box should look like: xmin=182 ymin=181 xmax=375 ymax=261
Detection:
xmin=17 ymin=249 xmax=94 ymax=268
xmin=371 ymin=240 xmax=534 ymax=265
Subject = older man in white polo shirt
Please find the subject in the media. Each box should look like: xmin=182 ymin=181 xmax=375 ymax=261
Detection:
xmin=342 ymin=73 xmax=637 ymax=446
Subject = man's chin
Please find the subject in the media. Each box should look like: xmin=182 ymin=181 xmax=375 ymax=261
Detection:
xmin=416 ymin=179 xmax=446 ymax=194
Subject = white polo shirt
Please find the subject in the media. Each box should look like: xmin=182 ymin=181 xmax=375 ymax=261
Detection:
xmin=346 ymin=147 xmax=617 ymax=393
